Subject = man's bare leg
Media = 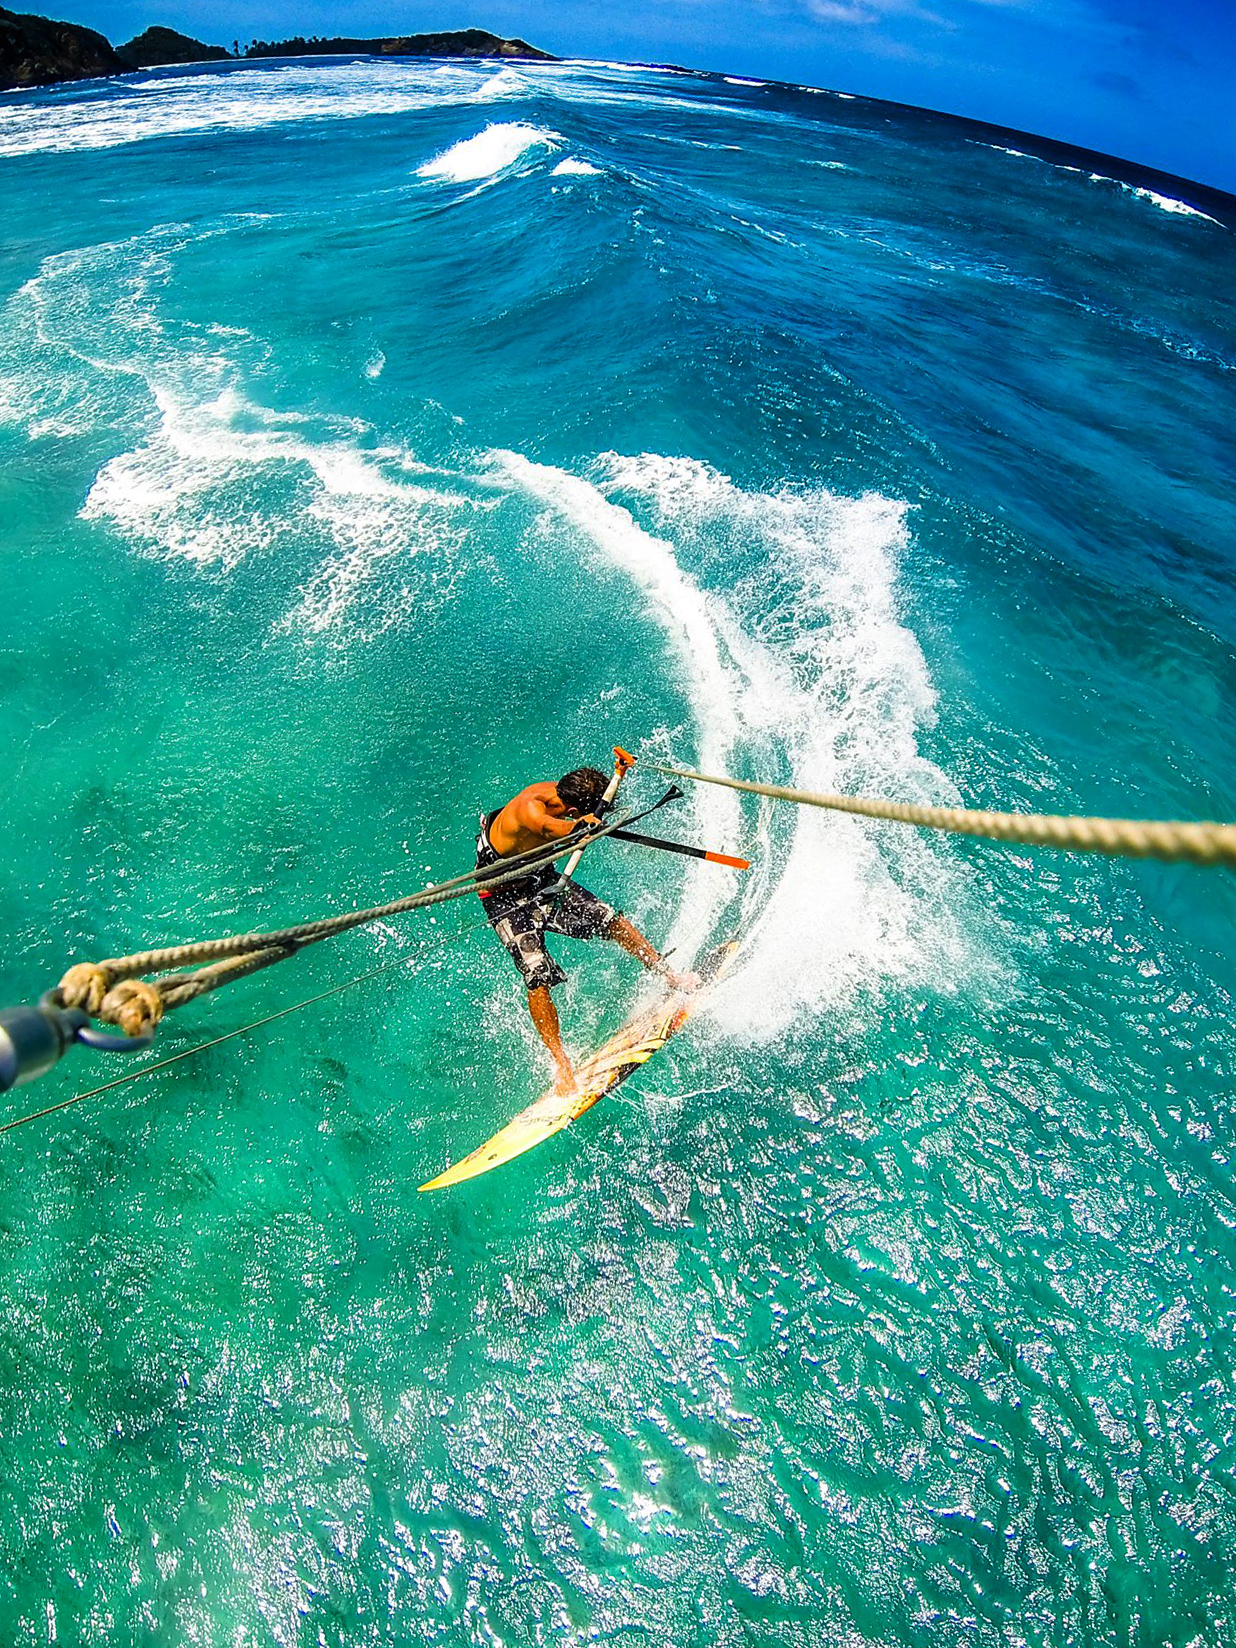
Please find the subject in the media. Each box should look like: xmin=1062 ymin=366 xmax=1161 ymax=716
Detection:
xmin=528 ymin=985 xmax=576 ymax=1094
xmin=607 ymin=915 xmax=699 ymax=991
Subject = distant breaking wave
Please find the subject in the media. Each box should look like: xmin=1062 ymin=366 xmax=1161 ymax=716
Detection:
xmin=417 ymin=121 xmax=561 ymax=182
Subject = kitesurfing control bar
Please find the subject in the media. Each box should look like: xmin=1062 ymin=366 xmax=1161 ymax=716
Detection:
xmin=607 ymin=827 xmax=749 ymax=870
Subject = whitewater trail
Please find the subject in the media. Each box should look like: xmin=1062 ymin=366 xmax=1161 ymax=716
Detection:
xmin=496 ymin=450 xmax=983 ymax=1042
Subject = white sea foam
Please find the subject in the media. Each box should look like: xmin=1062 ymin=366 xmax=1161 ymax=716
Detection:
xmin=0 ymin=223 xmax=251 ymax=439
xmin=976 ymin=143 xmax=1222 ymax=224
xmin=724 ymin=77 xmax=765 ymax=87
xmin=80 ymin=373 xmax=472 ymax=642
xmin=280 ymin=477 xmax=475 ymax=638
xmin=608 ymin=455 xmax=979 ymax=1036
xmin=0 ymin=223 xmax=472 ymax=638
xmin=495 ymin=450 xmax=978 ymax=1040
xmin=80 ymin=364 xmax=482 ymax=640
xmin=417 ymin=121 xmax=560 ymax=182
xmin=1082 ymin=169 xmax=1220 ymax=223
xmin=473 ymin=67 xmax=525 ymax=101
xmin=969 ymin=140 xmax=1080 ymax=177
xmin=0 ymin=62 xmax=485 ymax=157
xmin=1120 ymin=182 xmax=1219 ymax=223
xmin=552 ymin=157 xmax=602 ymax=176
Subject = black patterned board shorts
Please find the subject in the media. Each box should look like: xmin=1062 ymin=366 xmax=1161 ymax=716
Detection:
xmin=476 ymin=812 xmax=619 ymax=991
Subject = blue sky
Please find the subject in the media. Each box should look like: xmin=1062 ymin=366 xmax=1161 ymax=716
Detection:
xmin=64 ymin=0 xmax=1235 ymax=191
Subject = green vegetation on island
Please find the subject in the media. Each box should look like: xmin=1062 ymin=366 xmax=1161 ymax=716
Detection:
xmin=119 ymin=25 xmax=231 ymax=67
xmin=1 ymin=4 xmax=120 ymax=86
xmin=241 ymin=29 xmax=554 ymax=63
xmin=0 ymin=6 xmax=554 ymax=91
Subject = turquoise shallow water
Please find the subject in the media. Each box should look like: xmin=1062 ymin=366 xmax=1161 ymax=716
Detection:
xmin=2 ymin=55 xmax=1236 ymax=1646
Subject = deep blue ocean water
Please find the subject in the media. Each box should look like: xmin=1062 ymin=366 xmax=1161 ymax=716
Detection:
xmin=2 ymin=55 xmax=1235 ymax=1646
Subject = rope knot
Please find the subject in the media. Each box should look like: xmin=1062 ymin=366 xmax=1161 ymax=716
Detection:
xmin=99 ymin=979 xmax=165 ymax=1039
xmin=57 ymin=963 xmax=115 ymax=1016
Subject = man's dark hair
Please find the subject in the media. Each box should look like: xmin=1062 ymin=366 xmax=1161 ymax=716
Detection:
xmin=557 ymin=766 xmax=608 ymax=813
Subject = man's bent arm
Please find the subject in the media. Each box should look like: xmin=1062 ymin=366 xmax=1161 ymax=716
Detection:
xmin=522 ymin=798 xmax=580 ymax=840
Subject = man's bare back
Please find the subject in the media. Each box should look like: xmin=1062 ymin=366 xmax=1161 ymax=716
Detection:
xmin=489 ymin=780 xmax=598 ymax=860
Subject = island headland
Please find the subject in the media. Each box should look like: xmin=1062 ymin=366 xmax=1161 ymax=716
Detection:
xmin=0 ymin=6 xmax=554 ymax=90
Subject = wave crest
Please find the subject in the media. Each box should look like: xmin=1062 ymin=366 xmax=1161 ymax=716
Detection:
xmin=417 ymin=121 xmax=560 ymax=182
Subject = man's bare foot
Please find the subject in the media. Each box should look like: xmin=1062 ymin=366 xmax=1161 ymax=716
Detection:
xmin=552 ymin=1061 xmax=577 ymax=1097
xmin=665 ymin=969 xmax=700 ymax=993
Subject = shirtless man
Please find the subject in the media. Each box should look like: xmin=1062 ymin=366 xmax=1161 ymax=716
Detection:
xmin=476 ymin=766 xmax=696 ymax=1094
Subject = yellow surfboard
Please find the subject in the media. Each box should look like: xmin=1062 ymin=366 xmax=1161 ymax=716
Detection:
xmin=419 ymin=939 xmax=738 ymax=1191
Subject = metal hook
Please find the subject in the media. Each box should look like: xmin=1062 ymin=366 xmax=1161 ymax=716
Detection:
xmin=0 ymin=996 xmax=155 ymax=1092
xmin=37 ymin=994 xmax=154 ymax=1055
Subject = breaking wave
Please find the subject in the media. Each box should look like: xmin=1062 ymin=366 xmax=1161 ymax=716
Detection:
xmin=417 ymin=120 xmax=561 ymax=182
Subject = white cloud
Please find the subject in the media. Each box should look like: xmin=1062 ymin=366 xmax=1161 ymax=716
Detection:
xmin=798 ymin=0 xmax=1050 ymax=25
xmin=803 ymin=0 xmax=947 ymax=24
xmin=807 ymin=0 xmax=875 ymax=21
